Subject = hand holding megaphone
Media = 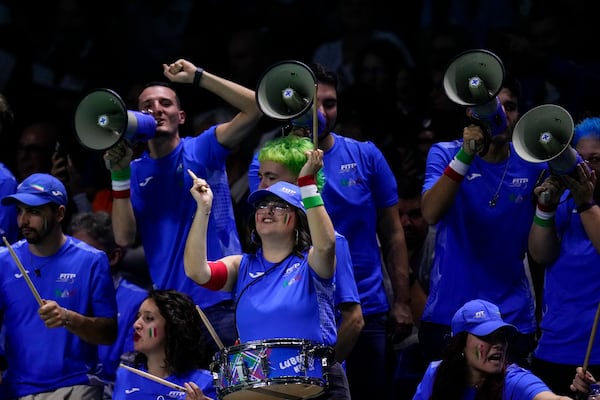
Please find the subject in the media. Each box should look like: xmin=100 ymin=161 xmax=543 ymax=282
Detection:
xmin=561 ymin=162 xmax=597 ymax=208
xmin=103 ymin=140 xmax=133 ymax=171
xmin=462 ymin=124 xmax=486 ymax=156
xmin=534 ymin=174 xmax=564 ymax=206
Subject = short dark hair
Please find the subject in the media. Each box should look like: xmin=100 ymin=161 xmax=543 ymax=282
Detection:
xmin=310 ymin=63 xmax=338 ymax=91
xmin=68 ymin=211 xmax=116 ymax=254
xmin=502 ymin=71 xmax=522 ymax=101
xmin=139 ymin=81 xmax=182 ymax=108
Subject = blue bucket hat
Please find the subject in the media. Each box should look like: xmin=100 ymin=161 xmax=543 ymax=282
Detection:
xmin=1 ymin=173 xmax=68 ymax=207
xmin=451 ymin=299 xmax=518 ymax=337
xmin=247 ymin=181 xmax=305 ymax=214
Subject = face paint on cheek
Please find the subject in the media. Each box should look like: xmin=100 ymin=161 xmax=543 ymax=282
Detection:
xmin=475 ymin=344 xmax=482 ymax=361
xmin=283 ymin=214 xmax=289 ymax=225
xmin=148 ymin=327 xmax=157 ymax=338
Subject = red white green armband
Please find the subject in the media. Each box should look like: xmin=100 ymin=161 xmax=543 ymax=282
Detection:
xmin=111 ymin=167 xmax=131 ymax=199
xmin=298 ymin=175 xmax=324 ymax=209
xmin=533 ymin=202 xmax=556 ymax=227
xmin=444 ymin=148 xmax=474 ymax=183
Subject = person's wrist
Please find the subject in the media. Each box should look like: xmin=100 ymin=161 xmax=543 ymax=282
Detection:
xmin=298 ymin=175 xmax=324 ymax=209
xmin=193 ymin=67 xmax=204 ymax=87
xmin=111 ymin=167 xmax=131 ymax=199
xmin=62 ymin=308 xmax=70 ymax=327
xmin=576 ymin=201 xmax=596 ymax=214
xmin=534 ymin=202 xmax=556 ymax=227
xmin=444 ymin=148 xmax=474 ymax=183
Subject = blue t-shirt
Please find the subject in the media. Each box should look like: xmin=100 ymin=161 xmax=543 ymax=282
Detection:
xmin=130 ymin=128 xmax=239 ymax=309
xmin=247 ymin=152 xmax=360 ymax=318
xmin=113 ymin=365 xmax=215 ymax=400
xmin=421 ymin=141 xmax=545 ymax=333
xmin=320 ymin=133 xmax=398 ymax=316
xmin=534 ymin=192 xmax=600 ymax=364
xmin=413 ymin=361 xmax=551 ymax=399
xmin=0 ymin=237 xmax=117 ymax=397
xmin=235 ymin=250 xmax=336 ymax=346
xmin=0 ymin=163 xmax=18 ymax=243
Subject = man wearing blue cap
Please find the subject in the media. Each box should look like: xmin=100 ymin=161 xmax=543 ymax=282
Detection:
xmin=0 ymin=173 xmax=117 ymax=399
xmin=413 ymin=299 xmax=574 ymax=400
xmin=183 ymin=149 xmax=351 ymax=399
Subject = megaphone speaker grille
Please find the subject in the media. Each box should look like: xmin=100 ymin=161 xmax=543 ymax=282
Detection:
xmin=256 ymin=60 xmax=317 ymax=120
xmin=512 ymin=104 xmax=574 ymax=163
xmin=443 ymin=49 xmax=505 ymax=106
xmin=74 ymin=89 xmax=128 ymax=151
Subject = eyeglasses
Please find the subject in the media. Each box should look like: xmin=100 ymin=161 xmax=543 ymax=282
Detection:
xmin=585 ymin=155 xmax=600 ymax=166
xmin=255 ymin=201 xmax=291 ymax=215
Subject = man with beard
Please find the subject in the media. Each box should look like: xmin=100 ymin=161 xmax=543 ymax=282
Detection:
xmin=0 ymin=173 xmax=117 ymax=399
xmin=419 ymin=74 xmax=545 ymax=369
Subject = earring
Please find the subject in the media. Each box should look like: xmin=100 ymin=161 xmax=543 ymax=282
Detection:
xmin=295 ymin=229 xmax=299 ymax=245
xmin=250 ymin=229 xmax=258 ymax=245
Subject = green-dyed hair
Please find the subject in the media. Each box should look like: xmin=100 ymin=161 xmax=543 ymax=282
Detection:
xmin=257 ymin=135 xmax=325 ymax=190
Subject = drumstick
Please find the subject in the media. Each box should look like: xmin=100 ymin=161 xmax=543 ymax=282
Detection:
xmin=120 ymin=363 xmax=186 ymax=391
xmin=196 ymin=305 xmax=224 ymax=351
xmin=2 ymin=236 xmax=43 ymax=306
xmin=582 ymin=301 xmax=600 ymax=374
xmin=312 ymin=84 xmax=318 ymax=150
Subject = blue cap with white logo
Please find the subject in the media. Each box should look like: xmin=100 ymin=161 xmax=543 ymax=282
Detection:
xmin=248 ymin=181 xmax=305 ymax=214
xmin=1 ymin=173 xmax=68 ymax=207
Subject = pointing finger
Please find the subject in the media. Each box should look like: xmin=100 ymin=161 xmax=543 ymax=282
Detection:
xmin=187 ymin=169 xmax=199 ymax=180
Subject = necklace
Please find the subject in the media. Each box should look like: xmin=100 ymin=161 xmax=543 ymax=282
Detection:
xmin=474 ymin=149 xmax=510 ymax=207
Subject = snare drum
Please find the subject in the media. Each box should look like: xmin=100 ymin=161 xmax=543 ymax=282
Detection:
xmin=211 ymin=338 xmax=332 ymax=399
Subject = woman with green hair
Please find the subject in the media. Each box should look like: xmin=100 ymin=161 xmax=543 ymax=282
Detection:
xmin=250 ymin=134 xmax=364 ymax=365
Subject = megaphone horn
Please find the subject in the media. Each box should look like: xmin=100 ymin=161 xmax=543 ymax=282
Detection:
xmin=443 ymin=49 xmax=505 ymax=107
xmin=256 ymin=60 xmax=317 ymax=120
xmin=74 ymin=89 xmax=157 ymax=151
xmin=512 ymin=104 xmax=579 ymax=175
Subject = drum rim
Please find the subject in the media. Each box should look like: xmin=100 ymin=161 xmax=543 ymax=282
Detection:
xmin=218 ymin=376 xmax=326 ymax=396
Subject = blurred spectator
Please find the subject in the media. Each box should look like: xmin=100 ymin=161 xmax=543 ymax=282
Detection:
xmin=338 ymin=39 xmax=420 ymax=150
xmin=0 ymin=93 xmax=17 ymax=243
xmin=312 ymin=0 xmax=414 ymax=93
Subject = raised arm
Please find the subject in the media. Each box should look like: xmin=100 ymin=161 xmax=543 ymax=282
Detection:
xmin=422 ymin=124 xmax=482 ymax=224
xmin=183 ymin=170 xmax=239 ymax=291
xmin=528 ymin=174 xmax=564 ymax=264
xmin=103 ymin=140 xmax=136 ymax=247
xmin=163 ymin=59 xmax=263 ymax=149
xmin=300 ymin=150 xmax=336 ymax=280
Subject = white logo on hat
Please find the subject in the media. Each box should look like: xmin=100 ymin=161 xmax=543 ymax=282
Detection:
xmin=279 ymin=187 xmax=296 ymax=195
xmin=51 ymin=190 xmax=63 ymax=197
xmin=474 ymin=311 xmax=486 ymax=318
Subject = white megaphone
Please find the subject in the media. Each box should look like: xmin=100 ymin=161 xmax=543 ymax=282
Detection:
xmin=512 ymin=104 xmax=581 ymax=175
xmin=443 ymin=49 xmax=508 ymax=147
xmin=256 ymin=60 xmax=325 ymax=140
xmin=74 ymin=88 xmax=157 ymax=151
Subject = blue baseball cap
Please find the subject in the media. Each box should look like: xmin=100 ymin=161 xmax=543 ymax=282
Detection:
xmin=1 ymin=173 xmax=68 ymax=207
xmin=451 ymin=299 xmax=518 ymax=337
xmin=248 ymin=181 xmax=305 ymax=214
